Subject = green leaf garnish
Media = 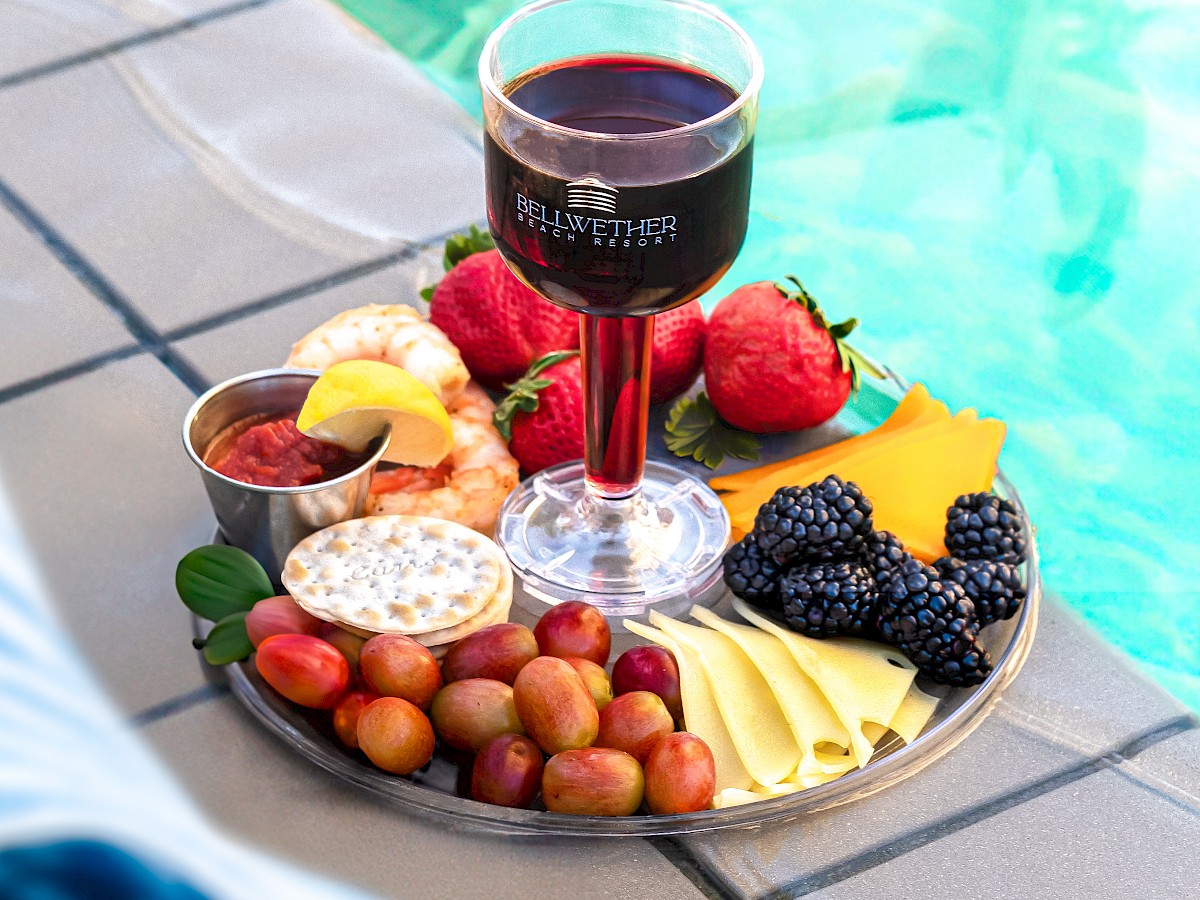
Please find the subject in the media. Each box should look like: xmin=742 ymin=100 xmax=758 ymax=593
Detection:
xmin=198 ymin=611 xmax=253 ymax=665
xmin=175 ymin=545 xmax=274 ymax=622
xmin=775 ymin=276 xmax=886 ymax=392
xmin=492 ymin=350 xmax=579 ymax=440
xmin=664 ymin=392 xmax=761 ymax=470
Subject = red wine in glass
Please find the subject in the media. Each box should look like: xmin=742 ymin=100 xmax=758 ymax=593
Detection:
xmin=486 ymin=55 xmax=753 ymax=493
xmin=486 ymin=55 xmax=753 ymax=316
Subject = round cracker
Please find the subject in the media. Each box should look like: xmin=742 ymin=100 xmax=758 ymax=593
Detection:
xmin=282 ymin=515 xmax=509 ymax=635
xmin=336 ymin=589 xmax=512 ymax=646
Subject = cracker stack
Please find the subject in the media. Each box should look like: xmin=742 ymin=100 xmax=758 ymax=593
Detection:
xmin=283 ymin=515 xmax=513 ymax=659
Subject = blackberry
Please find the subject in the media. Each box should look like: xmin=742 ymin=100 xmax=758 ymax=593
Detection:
xmin=723 ymin=536 xmax=784 ymax=610
xmin=781 ymin=561 xmax=878 ymax=638
xmin=877 ymin=558 xmax=979 ymax=674
xmin=923 ymin=634 xmax=994 ymax=687
xmin=753 ymin=475 xmax=874 ymax=565
xmin=944 ymin=493 xmax=1028 ymax=565
xmin=862 ymin=530 xmax=913 ymax=582
xmin=935 ymin=557 xmax=1026 ymax=627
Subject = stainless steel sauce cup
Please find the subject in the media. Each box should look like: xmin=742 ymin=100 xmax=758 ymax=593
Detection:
xmin=182 ymin=368 xmax=390 ymax=580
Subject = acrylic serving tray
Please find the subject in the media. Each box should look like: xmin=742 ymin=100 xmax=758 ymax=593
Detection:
xmin=203 ymin=370 xmax=1040 ymax=836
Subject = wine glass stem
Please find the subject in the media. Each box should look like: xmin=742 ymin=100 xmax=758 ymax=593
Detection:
xmin=580 ymin=314 xmax=654 ymax=500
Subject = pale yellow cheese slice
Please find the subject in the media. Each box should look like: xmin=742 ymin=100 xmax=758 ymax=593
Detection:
xmin=791 ymin=748 xmax=859 ymax=779
xmin=889 ymin=683 xmax=940 ymax=745
xmin=862 ymin=721 xmax=890 ymax=745
xmin=789 ymin=770 xmax=851 ymax=789
xmin=713 ymin=788 xmax=770 ymax=809
xmin=732 ymin=599 xmax=917 ymax=768
xmin=648 ymin=612 xmax=801 ymax=787
xmin=689 ymin=606 xmax=851 ymax=770
xmin=624 ymin=620 xmax=753 ymax=794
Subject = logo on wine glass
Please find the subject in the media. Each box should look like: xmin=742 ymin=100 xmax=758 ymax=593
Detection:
xmin=566 ymin=177 xmax=618 ymax=214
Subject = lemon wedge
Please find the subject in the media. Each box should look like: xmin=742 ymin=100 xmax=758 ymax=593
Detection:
xmin=296 ymin=360 xmax=453 ymax=467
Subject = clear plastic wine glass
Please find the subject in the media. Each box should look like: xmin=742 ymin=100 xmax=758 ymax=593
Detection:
xmin=480 ymin=0 xmax=762 ymax=616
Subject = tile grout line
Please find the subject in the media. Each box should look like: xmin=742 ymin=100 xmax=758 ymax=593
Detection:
xmin=0 ymin=178 xmax=209 ymax=396
xmin=161 ymin=218 xmax=488 ymax=344
xmin=0 ymin=223 xmax=485 ymax=408
xmin=647 ymin=836 xmax=750 ymax=900
xmin=0 ymin=0 xmax=282 ymax=91
xmin=628 ymin=710 xmax=1200 ymax=900
xmin=0 ymin=174 xmax=483 ymax=406
xmin=0 ymin=345 xmax=143 ymax=407
xmin=129 ymin=682 xmax=231 ymax=728
xmin=1110 ymin=763 xmax=1200 ymax=820
xmin=163 ymin=247 xmax=423 ymax=343
xmin=759 ymin=714 xmax=1200 ymax=899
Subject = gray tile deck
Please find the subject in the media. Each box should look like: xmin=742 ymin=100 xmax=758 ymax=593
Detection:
xmin=0 ymin=0 xmax=142 ymax=80
xmin=1117 ymin=727 xmax=1200 ymax=810
xmin=170 ymin=243 xmax=447 ymax=382
xmin=0 ymin=64 xmax=364 ymax=334
xmin=0 ymin=207 xmax=134 ymax=389
xmin=996 ymin=600 xmax=1189 ymax=754
xmin=0 ymin=354 xmax=213 ymax=714
xmin=0 ymin=1 xmax=480 ymax=335
xmin=674 ymin=694 xmax=1089 ymax=898
xmin=142 ymin=694 xmax=706 ymax=900
xmin=802 ymin=769 xmax=1200 ymax=899
xmin=121 ymin=0 xmax=485 ymax=243
xmin=2 ymin=0 xmax=1198 ymax=898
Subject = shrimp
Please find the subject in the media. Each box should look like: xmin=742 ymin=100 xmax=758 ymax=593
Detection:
xmin=285 ymin=304 xmax=470 ymax=406
xmin=366 ymin=383 xmax=520 ymax=534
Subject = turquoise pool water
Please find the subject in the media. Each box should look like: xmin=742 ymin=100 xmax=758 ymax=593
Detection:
xmin=340 ymin=0 xmax=1200 ymax=711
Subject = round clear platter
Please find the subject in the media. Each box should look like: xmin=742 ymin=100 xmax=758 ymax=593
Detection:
xmin=200 ymin=370 xmax=1041 ymax=836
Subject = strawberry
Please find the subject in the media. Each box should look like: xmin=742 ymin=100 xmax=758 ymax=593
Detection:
xmin=494 ymin=352 xmax=584 ymax=474
xmin=426 ymin=228 xmax=580 ymax=389
xmin=649 ymin=301 xmax=706 ymax=404
xmin=702 ymin=277 xmax=881 ymax=433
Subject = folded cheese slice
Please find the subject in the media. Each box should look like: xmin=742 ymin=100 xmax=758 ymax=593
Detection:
xmin=689 ymin=606 xmax=851 ymax=772
xmin=648 ymin=612 xmax=801 ymax=787
xmin=888 ymin=683 xmax=941 ymax=745
xmin=733 ymin=599 xmax=917 ymax=768
xmin=624 ymin=620 xmax=753 ymax=795
xmin=713 ymin=788 xmax=762 ymax=809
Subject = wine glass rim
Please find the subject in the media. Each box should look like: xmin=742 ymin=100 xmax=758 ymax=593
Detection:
xmin=478 ymin=0 xmax=764 ymax=142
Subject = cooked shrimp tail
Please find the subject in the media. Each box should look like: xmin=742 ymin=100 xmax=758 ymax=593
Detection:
xmin=367 ymin=383 xmax=520 ymax=534
xmin=285 ymin=304 xmax=470 ymax=406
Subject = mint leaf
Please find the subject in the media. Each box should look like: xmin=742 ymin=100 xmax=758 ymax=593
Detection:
xmin=199 ymin=611 xmax=253 ymax=665
xmin=176 ymin=545 xmax=273 ymax=622
xmin=664 ymin=392 xmax=760 ymax=470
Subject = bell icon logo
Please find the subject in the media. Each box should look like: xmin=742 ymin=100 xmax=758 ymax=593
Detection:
xmin=566 ymin=177 xmax=618 ymax=214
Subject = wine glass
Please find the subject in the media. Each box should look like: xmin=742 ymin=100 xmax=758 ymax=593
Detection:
xmin=480 ymin=0 xmax=762 ymax=615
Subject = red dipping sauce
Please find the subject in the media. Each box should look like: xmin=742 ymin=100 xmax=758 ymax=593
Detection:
xmin=205 ymin=412 xmax=371 ymax=488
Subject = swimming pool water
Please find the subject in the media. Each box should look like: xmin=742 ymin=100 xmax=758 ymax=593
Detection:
xmin=338 ymin=0 xmax=1200 ymax=712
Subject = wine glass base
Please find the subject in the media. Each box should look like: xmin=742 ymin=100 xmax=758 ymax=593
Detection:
xmin=495 ymin=460 xmax=731 ymax=621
